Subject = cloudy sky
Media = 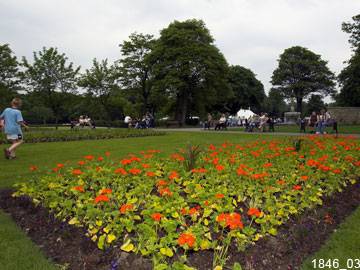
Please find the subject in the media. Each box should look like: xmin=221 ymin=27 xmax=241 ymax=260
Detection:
xmin=1 ymin=0 xmax=359 ymax=94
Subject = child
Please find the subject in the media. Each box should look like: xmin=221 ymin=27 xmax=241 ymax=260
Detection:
xmin=0 ymin=98 xmax=28 ymax=159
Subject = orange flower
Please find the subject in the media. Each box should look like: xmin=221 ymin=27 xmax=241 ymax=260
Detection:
xmin=78 ymin=160 xmax=86 ymax=166
xmin=293 ymin=185 xmax=302 ymax=191
xmin=105 ymin=151 xmax=111 ymax=157
xmin=129 ymin=168 xmax=142 ymax=175
xmin=191 ymin=168 xmax=207 ymax=173
xmin=300 ymin=175 xmax=308 ymax=181
xmin=236 ymin=168 xmax=248 ymax=176
xmin=151 ymin=213 xmax=163 ymax=222
xmin=114 ymin=167 xmax=127 ymax=175
xmin=212 ymin=158 xmax=219 ymax=165
xmin=57 ymin=163 xmax=64 ymax=168
xmin=141 ymin=163 xmax=150 ymax=168
xmin=100 ymin=188 xmax=112 ymax=195
xmin=171 ymin=153 xmax=185 ymax=161
xmin=263 ymin=162 xmax=272 ymax=168
xmin=215 ymin=193 xmax=224 ymax=199
xmin=96 ymin=166 xmax=102 ymax=172
xmin=332 ymin=169 xmax=341 ymax=174
xmin=52 ymin=167 xmax=59 ymax=172
xmin=247 ymin=208 xmax=262 ymax=218
xmin=119 ymin=204 xmax=133 ymax=214
xmin=73 ymin=185 xmax=85 ymax=192
xmin=146 ymin=171 xmax=156 ymax=177
xmin=121 ymin=159 xmax=132 ymax=165
xmin=181 ymin=208 xmax=188 ymax=215
xmin=188 ymin=207 xmax=199 ymax=216
xmin=159 ymin=187 xmax=173 ymax=197
xmin=178 ymin=232 xmax=196 ymax=248
xmin=98 ymin=156 xmax=104 ymax=161
xmin=215 ymin=165 xmax=225 ymax=171
xmin=84 ymin=155 xmax=94 ymax=160
xmin=29 ymin=165 xmax=38 ymax=171
xmin=216 ymin=213 xmax=243 ymax=230
xmin=277 ymin=179 xmax=285 ymax=185
xmin=156 ymin=180 xmax=168 ymax=187
xmin=72 ymin=169 xmax=83 ymax=176
xmin=307 ymin=159 xmax=319 ymax=167
xmin=169 ymin=171 xmax=179 ymax=180
xmin=94 ymin=194 xmax=109 ymax=204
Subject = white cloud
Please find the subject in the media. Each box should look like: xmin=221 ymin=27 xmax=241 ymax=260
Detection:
xmin=1 ymin=0 xmax=359 ymax=94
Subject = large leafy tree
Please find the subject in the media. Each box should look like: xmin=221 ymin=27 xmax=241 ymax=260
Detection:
xmin=304 ymin=94 xmax=325 ymax=116
xmin=150 ymin=19 xmax=231 ymax=123
xmin=271 ymin=46 xmax=335 ymax=113
xmin=263 ymin=88 xmax=288 ymax=117
xmin=21 ymin=47 xmax=80 ymax=123
xmin=78 ymin=59 xmax=121 ymax=120
xmin=226 ymin=65 xmax=265 ymax=114
xmin=118 ymin=33 xmax=156 ymax=115
xmin=336 ymin=14 xmax=360 ymax=106
xmin=0 ymin=43 xmax=20 ymax=108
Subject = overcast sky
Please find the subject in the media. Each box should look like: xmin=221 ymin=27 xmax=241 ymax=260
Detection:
xmin=1 ymin=0 xmax=359 ymax=95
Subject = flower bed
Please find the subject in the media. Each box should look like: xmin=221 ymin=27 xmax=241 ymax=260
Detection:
xmin=14 ymin=136 xmax=360 ymax=269
xmin=0 ymin=128 xmax=165 ymax=144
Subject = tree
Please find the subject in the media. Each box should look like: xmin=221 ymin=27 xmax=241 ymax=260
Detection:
xmin=304 ymin=94 xmax=325 ymax=116
xmin=337 ymin=51 xmax=360 ymax=106
xmin=0 ymin=43 xmax=20 ymax=108
xmin=226 ymin=65 xmax=265 ymax=114
xmin=150 ymin=19 xmax=231 ymax=124
xmin=342 ymin=14 xmax=360 ymax=51
xmin=78 ymin=59 xmax=121 ymax=120
xmin=118 ymin=33 xmax=156 ymax=115
xmin=21 ymin=47 xmax=80 ymax=124
xmin=271 ymin=46 xmax=335 ymax=113
xmin=336 ymin=15 xmax=360 ymax=107
xmin=263 ymin=88 xmax=287 ymax=117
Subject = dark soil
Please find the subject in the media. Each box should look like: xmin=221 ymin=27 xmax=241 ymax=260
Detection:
xmin=1 ymin=182 xmax=359 ymax=270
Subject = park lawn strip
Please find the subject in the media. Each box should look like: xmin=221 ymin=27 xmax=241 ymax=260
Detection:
xmin=301 ymin=205 xmax=360 ymax=270
xmin=0 ymin=210 xmax=58 ymax=270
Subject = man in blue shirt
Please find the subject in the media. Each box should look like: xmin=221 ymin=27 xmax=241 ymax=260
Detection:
xmin=0 ymin=98 xmax=28 ymax=159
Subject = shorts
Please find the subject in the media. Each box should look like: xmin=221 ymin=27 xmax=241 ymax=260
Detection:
xmin=6 ymin=134 xmax=23 ymax=141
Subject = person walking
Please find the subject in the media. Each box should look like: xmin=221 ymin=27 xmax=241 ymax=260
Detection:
xmin=0 ymin=98 xmax=29 ymax=159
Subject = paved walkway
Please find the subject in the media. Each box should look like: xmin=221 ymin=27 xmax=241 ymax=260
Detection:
xmin=157 ymin=127 xmax=360 ymax=138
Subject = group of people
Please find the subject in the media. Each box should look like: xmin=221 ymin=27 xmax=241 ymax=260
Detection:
xmin=304 ymin=109 xmax=336 ymax=134
xmin=71 ymin=115 xmax=94 ymax=129
xmin=124 ymin=112 xmax=154 ymax=129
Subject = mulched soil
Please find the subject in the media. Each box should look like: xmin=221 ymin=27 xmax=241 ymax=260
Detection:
xmin=1 ymin=181 xmax=359 ymax=270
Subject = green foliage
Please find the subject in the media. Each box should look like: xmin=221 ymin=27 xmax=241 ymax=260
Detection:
xmin=342 ymin=14 xmax=360 ymax=51
xmin=263 ymin=88 xmax=288 ymax=117
xmin=305 ymin=94 xmax=325 ymax=116
xmin=183 ymin=144 xmax=202 ymax=172
xmin=20 ymin=47 xmax=80 ymax=123
xmin=118 ymin=33 xmax=158 ymax=116
xmin=226 ymin=65 xmax=265 ymax=114
xmin=271 ymin=46 xmax=335 ymax=113
xmin=0 ymin=128 xmax=165 ymax=144
xmin=150 ymin=19 xmax=232 ymax=123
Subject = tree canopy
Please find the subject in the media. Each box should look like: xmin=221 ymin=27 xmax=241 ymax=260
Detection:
xmin=271 ymin=46 xmax=335 ymax=113
xmin=150 ymin=19 xmax=232 ymax=123
xmin=342 ymin=14 xmax=360 ymax=51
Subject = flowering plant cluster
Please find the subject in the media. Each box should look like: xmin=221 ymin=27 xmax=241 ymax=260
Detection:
xmin=14 ymin=135 xmax=359 ymax=269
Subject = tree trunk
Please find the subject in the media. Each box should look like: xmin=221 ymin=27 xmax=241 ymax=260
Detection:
xmin=296 ymin=97 xmax=303 ymax=113
xmin=175 ymin=94 xmax=188 ymax=125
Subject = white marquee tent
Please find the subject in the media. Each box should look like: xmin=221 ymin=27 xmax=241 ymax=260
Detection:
xmin=236 ymin=108 xmax=256 ymax=119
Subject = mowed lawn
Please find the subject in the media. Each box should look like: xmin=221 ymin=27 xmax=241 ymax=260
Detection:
xmin=0 ymin=131 xmax=359 ymax=270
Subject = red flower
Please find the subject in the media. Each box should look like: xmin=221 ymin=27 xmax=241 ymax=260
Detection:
xmin=247 ymin=208 xmax=262 ymax=218
xmin=100 ymin=188 xmax=112 ymax=195
xmin=78 ymin=160 xmax=86 ymax=166
xmin=151 ymin=213 xmax=163 ymax=222
xmin=57 ymin=163 xmax=64 ymax=168
xmin=236 ymin=168 xmax=248 ymax=176
xmin=29 ymin=165 xmax=38 ymax=171
xmin=307 ymin=159 xmax=319 ymax=167
xmin=142 ymin=163 xmax=150 ymax=168
xmin=146 ymin=171 xmax=156 ymax=177
xmin=181 ymin=208 xmax=188 ymax=215
xmin=263 ymin=162 xmax=272 ymax=168
xmin=332 ymin=169 xmax=341 ymax=174
xmin=94 ymin=194 xmax=109 ymax=204
xmin=84 ymin=155 xmax=94 ymax=160
xmin=293 ymin=185 xmax=302 ymax=191
xmin=98 ymin=156 xmax=104 ymax=161
xmin=121 ymin=159 xmax=132 ymax=165
xmin=129 ymin=168 xmax=142 ymax=175
xmin=215 ymin=193 xmax=224 ymax=199
xmin=114 ymin=167 xmax=127 ymax=175
xmin=277 ymin=179 xmax=285 ymax=185
xmin=300 ymin=175 xmax=308 ymax=181
xmin=72 ymin=169 xmax=83 ymax=176
xmin=216 ymin=213 xmax=243 ymax=230
xmin=156 ymin=180 xmax=168 ymax=187
xmin=119 ymin=204 xmax=133 ymax=214
xmin=188 ymin=207 xmax=199 ymax=216
xmin=73 ymin=185 xmax=85 ymax=192
xmin=169 ymin=171 xmax=179 ymax=180
xmin=105 ymin=151 xmax=111 ymax=157
xmin=215 ymin=165 xmax=225 ymax=171
xmin=178 ymin=232 xmax=196 ymax=248
xmin=191 ymin=168 xmax=207 ymax=173
xmin=159 ymin=187 xmax=173 ymax=197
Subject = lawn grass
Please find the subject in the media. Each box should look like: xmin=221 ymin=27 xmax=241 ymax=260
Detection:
xmin=0 ymin=210 xmax=57 ymax=270
xmin=230 ymin=124 xmax=360 ymax=134
xmin=0 ymin=131 xmax=358 ymax=269
xmin=301 ymin=206 xmax=360 ymax=270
